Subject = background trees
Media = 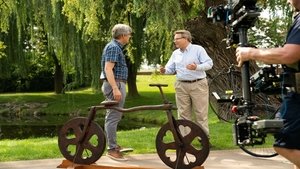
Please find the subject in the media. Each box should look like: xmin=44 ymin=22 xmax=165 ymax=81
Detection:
xmin=0 ymin=0 xmax=292 ymax=96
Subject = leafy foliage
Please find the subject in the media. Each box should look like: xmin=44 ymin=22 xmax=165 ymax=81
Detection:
xmin=0 ymin=0 xmax=296 ymax=93
xmin=0 ymin=41 xmax=6 ymax=58
xmin=249 ymin=0 xmax=293 ymax=48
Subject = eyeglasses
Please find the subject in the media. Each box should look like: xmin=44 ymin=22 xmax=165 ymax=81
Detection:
xmin=174 ymin=37 xmax=185 ymax=41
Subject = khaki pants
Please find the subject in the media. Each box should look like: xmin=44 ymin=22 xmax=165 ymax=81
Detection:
xmin=175 ymin=78 xmax=209 ymax=136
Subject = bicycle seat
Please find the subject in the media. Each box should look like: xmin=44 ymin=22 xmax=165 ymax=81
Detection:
xmin=100 ymin=100 xmax=119 ymax=106
xmin=149 ymin=83 xmax=168 ymax=87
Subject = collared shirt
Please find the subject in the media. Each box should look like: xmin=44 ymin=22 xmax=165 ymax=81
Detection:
xmin=100 ymin=39 xmax=128 ymax=80
xmin=164 ymin=43 xmax=213 ymax=81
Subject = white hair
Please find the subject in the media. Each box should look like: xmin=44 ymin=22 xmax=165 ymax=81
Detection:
xmin=112 ymin=24 xmax=132 ymax=39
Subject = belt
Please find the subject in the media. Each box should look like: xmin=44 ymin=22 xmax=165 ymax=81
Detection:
xmin=179 ymin=78 xmax=204 ymax=83
xmin=116 ymin=79 xmax=127 ymax=83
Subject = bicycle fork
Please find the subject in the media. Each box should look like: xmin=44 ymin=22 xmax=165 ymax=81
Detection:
xmin=72 ymin=107 xmax=97 ymax=163
xmin=165 ymin=109 xmax=187 ymax=169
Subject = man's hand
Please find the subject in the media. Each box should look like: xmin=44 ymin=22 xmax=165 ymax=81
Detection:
xmin=160 ymin=66 xmax=166 ymax=74
xmin=186 ymin=62 xmax=197 ymax=70
xmin=112 ymin=87 xmax=122 ymax=102
xmin=236 ymin=47 xmax=252 ymax=67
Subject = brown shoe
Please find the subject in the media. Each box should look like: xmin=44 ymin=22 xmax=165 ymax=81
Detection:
xmin=106 ymin=149 xmax=127 ymax=161
xmin=116 ymin=145 xmax=134 ymax=153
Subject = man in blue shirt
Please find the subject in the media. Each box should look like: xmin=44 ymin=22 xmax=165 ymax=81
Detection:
xmin=100 ymin=23 xmax=132 ymax=161
xmin=160 ymin=30 xmax=213 ymax=138
xmin=236 ymin=1 xmax=300 ymax=168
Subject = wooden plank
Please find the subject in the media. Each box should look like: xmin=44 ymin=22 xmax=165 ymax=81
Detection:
xmin=57 ymin=160 xmax=205 ymax=169
xmin=57 ymin=160 xmax=152 ymax=169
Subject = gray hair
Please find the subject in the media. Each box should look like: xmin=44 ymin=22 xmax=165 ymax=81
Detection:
xmin=112 ymin=24 xmax=132 ymax=39
xmin=174 ymin=30 xmax=192 ymax=42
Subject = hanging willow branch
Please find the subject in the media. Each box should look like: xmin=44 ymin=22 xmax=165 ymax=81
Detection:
xmin=0 ymin=0 xmax=8 ymax=8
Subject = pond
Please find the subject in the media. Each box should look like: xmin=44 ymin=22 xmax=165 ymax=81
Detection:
xmin=0 ymin=112 xmax=158 ymax=139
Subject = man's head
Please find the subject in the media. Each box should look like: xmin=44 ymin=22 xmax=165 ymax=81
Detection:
xmin=112 ymin=24 xmax=132 ymax=45
xmin=173 ymin=30 xmax=192 ymax=50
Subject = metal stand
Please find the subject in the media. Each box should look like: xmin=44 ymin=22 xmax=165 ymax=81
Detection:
xmin=239 ymin=27 xmax=253 ymax=116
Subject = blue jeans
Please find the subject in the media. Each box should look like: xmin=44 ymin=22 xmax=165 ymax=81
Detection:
xmin=101 ymin=81 xmax=126 ymax=149
xmin=274 ymin=92 xmax=300 ymax=150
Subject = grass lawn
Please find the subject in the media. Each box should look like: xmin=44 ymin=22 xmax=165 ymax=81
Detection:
xmin=0 ymin=74 xmax=235 ymax=162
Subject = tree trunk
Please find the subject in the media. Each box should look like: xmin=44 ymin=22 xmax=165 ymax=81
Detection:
xmin=126 ymin=57 xmax=139 ymax=98
xmin=126 ymin=14 xmax=146 ymax=98
xmin=51 ymin=50 xmax=64 ymax=94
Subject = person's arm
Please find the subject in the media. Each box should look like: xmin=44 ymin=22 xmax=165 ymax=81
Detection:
xmin=236 ymin=44 xmax=300 ymax=67
xmin=162 ymin=53 xmax=176 ymax=74
xmin=105 ymin=62 xmax=122 ymax=101
xmin=194 ymin=47 xmax=213 ymax=71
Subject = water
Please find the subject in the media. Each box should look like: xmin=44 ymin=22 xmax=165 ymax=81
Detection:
xmin=0 ymin=113 xmax=158 ymax=139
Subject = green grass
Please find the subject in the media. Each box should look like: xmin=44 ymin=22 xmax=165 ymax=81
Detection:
xmin=0 ymin=123 xmax=234 ymax=162
xmin=0 ymin=138 xmax=59 ymax=161
xmin=0 ymin=74 xmax=236 ymax=162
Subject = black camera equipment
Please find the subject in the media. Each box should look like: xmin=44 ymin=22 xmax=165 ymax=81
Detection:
xmin=250 ymin=65 xmax=281 ymax=95
xmin=208 ymin=0 xmax=283 ymax=155
xmin=207 ymin=0 xmax=261 ymax=46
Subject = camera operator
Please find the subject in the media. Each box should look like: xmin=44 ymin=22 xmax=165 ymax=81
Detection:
xmin=235 ymin=1 xmax=300 ymax=168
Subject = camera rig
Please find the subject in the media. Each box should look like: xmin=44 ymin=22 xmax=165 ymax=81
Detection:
xmin=250 ymin=65 xmax=281 ymax=95
xmin=208 ymin=1 xmax=284 ymax=152
xmin=207 ymin=0 xmax=261 ymax=46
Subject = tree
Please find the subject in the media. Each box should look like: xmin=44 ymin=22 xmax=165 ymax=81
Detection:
xmin=0 ymin=0 xmax=293 ymax=97
xmin=0 ymin=0 xmax=99 ymax=93
xmin=60 ymin=0 xmax=205 ymax=97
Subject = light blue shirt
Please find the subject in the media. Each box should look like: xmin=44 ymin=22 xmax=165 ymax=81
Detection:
xmin=164 ymin=43 xmax=213 ymax=81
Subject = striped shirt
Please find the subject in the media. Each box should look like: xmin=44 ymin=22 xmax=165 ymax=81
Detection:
xmin=100 ymin=39 xmax=128 ymax=80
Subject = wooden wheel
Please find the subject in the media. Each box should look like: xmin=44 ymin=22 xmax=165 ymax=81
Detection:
xmin=58 ymin=117 xmax=106 ymax=164
xmin=156 ymin=120 xmax=210 ymax=169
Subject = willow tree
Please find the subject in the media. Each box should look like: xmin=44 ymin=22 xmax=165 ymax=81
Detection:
xmin=0 ymin=1 xmax=7 ymax=58
xmin=59 ymin=0 xmax=205 ymax=97
xmin=59 ymin=0 xmax=292 ymax=97
xmin=0 ymin=0 xmax=29 ymax=80
xmin=0 ymin=0 xmax=294 ymax=97
xmin=0 ymin=0 xmax=98 ymax=93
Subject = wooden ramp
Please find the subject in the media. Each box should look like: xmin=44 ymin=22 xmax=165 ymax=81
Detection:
xmin=57 ymin=159 xmax=204 ymax=169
